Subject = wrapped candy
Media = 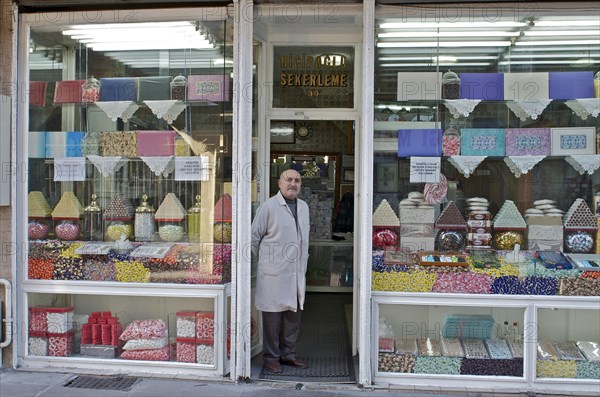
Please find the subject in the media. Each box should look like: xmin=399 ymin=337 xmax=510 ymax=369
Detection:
xmin=372 ymin=228 xmax=399 ymax=249
xmin=493 ymin=231 xmax=524 ymax=250
xmin=436 ymin=230 xmax=465 ymax=251
xmin=564 ymin=231 xmax=594 ymax=253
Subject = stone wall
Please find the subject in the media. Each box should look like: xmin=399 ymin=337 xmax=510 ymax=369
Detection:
xmin=0 ymin=0 xmax=15 ymax=368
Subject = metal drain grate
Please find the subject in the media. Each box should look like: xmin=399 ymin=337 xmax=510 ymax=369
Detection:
xmin=63 ymin=375 xmax=139 ymax=391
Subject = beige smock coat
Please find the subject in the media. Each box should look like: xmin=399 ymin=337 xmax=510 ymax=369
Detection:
xmin=251 ymin=191 xmax=310 ymax=312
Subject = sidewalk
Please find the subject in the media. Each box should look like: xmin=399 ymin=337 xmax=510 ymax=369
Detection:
xmin=0 ymin=368 xmax=569 ymax=397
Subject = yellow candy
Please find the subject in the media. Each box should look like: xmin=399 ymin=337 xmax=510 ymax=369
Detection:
xmin=537 ymin=359 xmax=577 ymax=378
xmin=372 ymin=270 xmax=436 ymax=292
xmin=106 ymin=224 xmax=133 ymax=241
xmin=59 ymin=243 xmax=83 ymax=259
xmin=472 ymin=264 xmax=519 ymax=278
xmin=115 ymin=260 xmax=150 ymax=283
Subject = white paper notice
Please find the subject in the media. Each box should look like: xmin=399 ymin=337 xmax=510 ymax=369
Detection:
xmin=54 ymin=157 xmax=86 ymax=181
xmin=409 ymin=157 xmax=441 ymax=183
xmin=175 ymin=156 xmax=209 ymax=181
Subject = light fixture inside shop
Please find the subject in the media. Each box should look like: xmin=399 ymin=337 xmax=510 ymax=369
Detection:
xmin=62 ymin=22 xmax=214 ymax=51
xmin=524 ymin=30 xmax=600 ymax=37
xmin=379 ymin=31 xmax=520 ymax=38
xmin=534 ymin=20 xmax=600 ymax=27
xmin=381 ymin=62 xmax=491 ymax=67
xmin=378 ymin=41 xmax=512 ymax=48
xmin=515 ymin=39 xmax=600 ymax=46
xmin=379 ymin=21 xmax=526 ymax=29
xmin=499 ymin=59 xmax=600 ymax=65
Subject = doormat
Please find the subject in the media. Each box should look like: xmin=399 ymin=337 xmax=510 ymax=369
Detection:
xmin=63 ymin=375 xmax=140 ymax=391
xmin=259 ymin=356 xmax=354 ymax=383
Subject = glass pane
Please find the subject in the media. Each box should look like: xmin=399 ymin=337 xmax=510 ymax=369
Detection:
xmin=27 ymin=18 xmax=233 ymax=285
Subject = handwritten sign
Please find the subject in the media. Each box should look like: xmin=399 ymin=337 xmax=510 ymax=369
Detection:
xmin=54 ymin=157 xmax=86 ymax=181
xmin=409 ymin=157 xmax=441 ymax=183
xmin=174 ymin=156 xmax=208 ymax=181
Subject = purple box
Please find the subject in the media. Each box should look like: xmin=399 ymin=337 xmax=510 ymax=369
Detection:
xmin=549 ymin=71 xmax=594 ymax=100
xmin=398 ymin=129 xmax=442 ymax=157
xmin=459 ymin=73 xmax=504 ymax=100
xmin=187 ymin=75 xmax=230 ymax=102
xmin=137 ymin=130 xmax=175 ymax=156
xmin=505 ymin=128 xmax=551 ymax=156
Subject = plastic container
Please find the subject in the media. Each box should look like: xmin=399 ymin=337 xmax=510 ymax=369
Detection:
xmin=176 ymin=310 xmax=197 ymax=338
xmin=28 ymin=217 xmax=51 ymax=240
xmin=170 ymin=74 xmax=188 ymax=101
xmin=442 ymin=70 xmax=460 ymax=99
xmin=442 ymin=127 xmax=461 ymax=156
xmin=28 ymin=332 xmax=48 ymax=356
xmin=54 ymin=219 xmax=81 ymax=241
xmin=47 ymin=331 xmax=74 ymax=357
xmin=187 ymin=195 xmax=202 ymax=243
xmin=135 ymin=194 xmax=156 ymax=242
xmin=195 ymin=312 xmax=215 ymax=344
xmin=45 ymin=306 xmax=74 ymax=333
xmin=176 ymin=337 xmax=197 ymax=363
xmin=82 ymin=76 xmax=100 ymax=103
xmin=83 ymin=194 xmax=103 ymax=241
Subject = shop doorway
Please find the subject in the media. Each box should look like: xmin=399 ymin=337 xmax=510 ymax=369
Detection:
xmin=253 ymin=119 xmax=356 ymax=382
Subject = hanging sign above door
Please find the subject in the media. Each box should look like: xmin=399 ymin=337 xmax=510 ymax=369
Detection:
xmin=273 ymin=46 xmax=354 ymax=109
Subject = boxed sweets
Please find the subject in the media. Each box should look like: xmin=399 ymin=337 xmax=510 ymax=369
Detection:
xmin=176 ymin=337 xmax=214 ymax=363
xmin=526 ymin=199 xmax=564 ymax=251
xmin=155 ymin=193 xmax=186 ymax=242
xmin=51 ymin=192 xmax=84 ymax=241
xmin=493 ymin=200 xmax=526 ymax=250
xmin=80 ymin=311 xmax=123 ymax=358
xmin=399 ymin=192 xmax=435 ymax=252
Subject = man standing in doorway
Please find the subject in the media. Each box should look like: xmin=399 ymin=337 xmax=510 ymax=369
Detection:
xmin=251 ymin=169 xmax=310 ymax=373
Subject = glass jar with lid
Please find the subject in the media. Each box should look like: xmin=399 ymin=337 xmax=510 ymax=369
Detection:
xmin=28 ymin=218 xmax=51 ymax=240
xmin=187 ymin=195 xmax=202 ymax=243
xmin=135 ymin=194 xmax=156 ymax=242
xmin=170 ymin=74 xmax=188 ymax=101
xmin=442 ymin=70 xmax=461 ymax=100
xmin=105 ymin=218 xmax=133 ymax=241
xmin=82 ymin=76 xmax=100 ymax=103
xmin=83 ymin=194 xmax=103 ymax=241
xmin=158 ymin=220 xmax=185 ymax=242
xmin=442 ymin=127 xmax=461 ymax=156
xmin=55 ymin=219 xmax=81 ymax=241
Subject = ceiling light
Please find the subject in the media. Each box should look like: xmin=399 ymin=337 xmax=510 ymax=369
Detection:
xmin=524 ymin=30 xmax=600 ymax=36
xmin=381 ymin=62 xmax=491 ymax=67
xmin=534 ymin=20 xmax=600 ymax=27
xmin=378 ymin=41 xmax=511 ymax=48
xmin=515 ymin=40 xmax=600 ymax=46
xmin=379 ymin=21 xmax=526 ymax=29
xmin=434 ymin=55 xmax=457 ymax=63
xmin=505 ymin=53 xmax=600 ymax=59
xmin=510 ymin=45 xmax=600 ymax=52
xmin=498 ymin=60 xmax=599 ymax=65
xmin=378 ymin=31 xmax=520 ymax=38
xmin=379 ymin=55 xmax=498 ymax=61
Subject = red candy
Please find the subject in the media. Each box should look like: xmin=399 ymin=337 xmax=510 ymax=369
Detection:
xmin=372 ymin=229 xmax=399 ymax=249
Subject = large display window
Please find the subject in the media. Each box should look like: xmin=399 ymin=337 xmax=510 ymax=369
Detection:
xmin=18 ymin=7 xmax=236 ymax=375
xmin=371 ymin=2 xmax=599 ymax=393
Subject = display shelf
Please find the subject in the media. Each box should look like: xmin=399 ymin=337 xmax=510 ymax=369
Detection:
xmin=21 ymin=286 xmax=231 ymax=378
xmin=372 ymin=292 xmax=600 ymax=395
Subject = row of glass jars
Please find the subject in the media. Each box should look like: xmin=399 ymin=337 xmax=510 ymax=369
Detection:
xmin=28 ymin=194 xmax=209 ymax=243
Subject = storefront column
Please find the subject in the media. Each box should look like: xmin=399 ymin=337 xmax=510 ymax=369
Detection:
xmin=232 ymin=0 xmax=254 ymax=382
xmin=358 ymin=0 xmax=375 ymax=387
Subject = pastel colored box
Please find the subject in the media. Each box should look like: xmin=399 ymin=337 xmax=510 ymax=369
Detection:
xmin=45 ymin=131 xmax=85 ymax=158
xmin=397 ymin=72 xmax=442 ymax=101
xmin=505 ymin=128 xmax=551 ymax=156
xmin=53 ymin=80 xmax=85 ymax=104
xmin=188 ymin=75 xmax=230 ymax=102
xmin=138 ymin=76 xmax=171 ymax=101
xmin=503 ymin=72 xmax=549 ymax=101
xmin=460 ymin=128 xmax=506 ymax=156
xmin=136 ymin=130 xmax=175 ymax=156
xmin=29 ymin=81 xmax=47 ymax=107
xmin=550 ymin=127 xmax=596 ymax=155
xmin=400 ymin=207 xmax=435 ymax=224
xmin=549 ymin=71 xmax=594 ymax=100
xmin=99 ymin=77 xmax=138 ymax=101
xmin=397 ymin=129 xmax=442 ymax=157
xmin=29 ymin=131 xmax=46 ymax=158
xmin=459 ymin=73 xmax=504 ymax=100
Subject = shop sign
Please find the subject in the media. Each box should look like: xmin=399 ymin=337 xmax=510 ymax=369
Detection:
xmin=273 ymin=46 xmax=354 ymax=108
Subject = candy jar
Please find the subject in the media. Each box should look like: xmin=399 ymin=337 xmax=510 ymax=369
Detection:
xmin=436 ymin=229 xmax=466 ymax=251
xmin=442 ymin=70 xmax=460 ymax=99
xmin=83 ymin=194 xmax=103 ymax=241
xmin=134 ymin=194 xmax=156 ymax=242
xmin=28 ymin=217 xmax=51 ymax=240
xmin=442 ymin=127 xmax=460 ymax=156
xmin=170 ymin=74 xmax=188 ymax=101
xmin=105 ymin=219 xmax=134 ymax=241
xmin=55 ymin=219 xmax=81 ymax=241
xmin=82 ymin=76 xmax=100 ymax=103
xmin=188 ymin=195 xmax=202 ymax=243
xmin=158 ymin=220 xmax=186 ymax=242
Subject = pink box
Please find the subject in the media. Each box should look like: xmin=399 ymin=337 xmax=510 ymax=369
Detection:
xmin=505 ymin=128 xmax=551 ymax=156
xmin=187 ymin=75 xmax=230 ymax=102
xmin=136 ymin=130 xmax=175 ymax=156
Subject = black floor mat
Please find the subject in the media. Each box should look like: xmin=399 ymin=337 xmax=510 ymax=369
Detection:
xmin=258 ymin=294 xmax=355 ymax=383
